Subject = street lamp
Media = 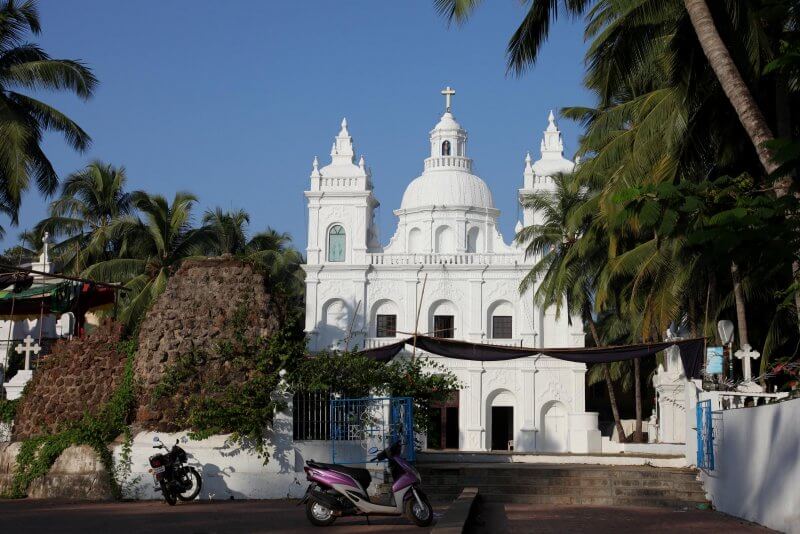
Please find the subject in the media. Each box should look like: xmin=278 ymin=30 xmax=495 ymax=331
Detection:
xmin=717 ymin=320 xmax=735 ymax=380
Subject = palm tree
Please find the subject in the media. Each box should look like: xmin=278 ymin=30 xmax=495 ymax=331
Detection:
xmin=244 ymin=228 xmax=305 ymax=326
xmin=202 ymin=207 xmax=250 ymax=256
xmin=0 ymin=0 xmax=97 ymax=227
xmin=516 ymin=174 xmax=628 ymax=442
xmin=34 ymin=161 xmax=131 ymax=273
xmin=435 ymin=0 xmax=783 ymax=176
xmin=83 ymin=191 xmax=213 ymax=328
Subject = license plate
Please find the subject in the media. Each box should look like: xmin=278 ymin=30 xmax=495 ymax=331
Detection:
xmin=152 ymin=466 xmax=165 ymax=474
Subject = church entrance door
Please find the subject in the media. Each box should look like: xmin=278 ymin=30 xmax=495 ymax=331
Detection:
xmin=426 ymin=391 xmax=460 ymax=449
xmin=490 ymin=406 xmax=513 ymax=450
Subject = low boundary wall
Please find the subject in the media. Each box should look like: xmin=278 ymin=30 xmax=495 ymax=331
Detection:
xmin=699 ymin=397 xmax=800 ymax=534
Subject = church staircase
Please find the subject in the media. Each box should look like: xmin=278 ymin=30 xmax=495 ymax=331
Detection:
xmin=417 ymin=463 xmax=709 ymax=508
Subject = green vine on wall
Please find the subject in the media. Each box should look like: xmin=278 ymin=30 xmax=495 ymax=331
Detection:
xmin=3 ymin=339 xmax=137 ymax=499
xmin=0 ymin=397 xmax=18 ymax=424
xmin=152 ymin=300 xmax=298 ymax=463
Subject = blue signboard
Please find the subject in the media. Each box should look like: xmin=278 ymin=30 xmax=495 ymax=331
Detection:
xmin=706 ymin=346 xmax=724 ymax=375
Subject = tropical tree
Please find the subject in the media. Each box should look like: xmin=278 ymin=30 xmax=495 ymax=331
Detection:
xmin=34 ymin=161 xmax=131 ymax=273
xmin=244 ymin=228 xmax=305 ymax=327
xmin=202 ymin=207 xmax=250 ymax=256
xmin=83 ymin=191 xmax=213 ymax=328
xmin=516 ymin=173 xmax=628 ymax=441
xmin=0 ymin=0 xmax=97 ymax=229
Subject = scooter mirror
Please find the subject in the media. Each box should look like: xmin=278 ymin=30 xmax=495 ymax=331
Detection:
xmin=153 ymin=436 xmax=161 ymax=443
xmin=368 ymin=446 xmax=379 ymax=454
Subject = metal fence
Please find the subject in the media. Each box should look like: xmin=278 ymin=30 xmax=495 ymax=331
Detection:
xmin=330 ymin=396 xmax=415 ymax=464
xmin=696 ymin=399 xmax=714 ymax=470
xmin=292 ymin=391 xmax=332 ymax=441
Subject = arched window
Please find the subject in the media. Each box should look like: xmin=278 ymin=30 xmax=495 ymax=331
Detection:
xmin=328 ymin=225 xmax=346 ymax=262
xmin=441 ymin=140 xmax=451 ymax=156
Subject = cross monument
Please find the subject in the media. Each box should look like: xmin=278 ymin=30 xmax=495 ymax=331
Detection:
xmin=734 ymin=343 xmax=760 ymax=383
xmin=15 ymin=335 xmax=41 ymax=371
xmin=441 ymin=86 xmax=455 ymax=112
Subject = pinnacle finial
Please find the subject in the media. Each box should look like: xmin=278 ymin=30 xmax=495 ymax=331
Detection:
xmin=359 ymin=155 xmax=365 ymax=169
xmin=313 ymin=156 xmax=319 ymax=170
xmin=525 ymin=151 xmax=532 ymax=164
xmin=548 ymin=109 xmax=555 ymax=122
xmin=339 ymin=117 xmax=349 ymax=136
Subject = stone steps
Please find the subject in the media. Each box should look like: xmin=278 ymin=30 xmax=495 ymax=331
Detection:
xmin=418 ymin=464 xmax=709 ymax=508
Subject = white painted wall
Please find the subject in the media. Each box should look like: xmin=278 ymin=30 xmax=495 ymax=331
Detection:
xmin=699 ymin=398 xmax=800 ymax=534
xmin=114 ymin=406 xmax=378 ymax=500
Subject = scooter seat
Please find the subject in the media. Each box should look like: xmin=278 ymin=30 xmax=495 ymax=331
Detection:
xmin=307 ymin=460 xmax=372 ymax=489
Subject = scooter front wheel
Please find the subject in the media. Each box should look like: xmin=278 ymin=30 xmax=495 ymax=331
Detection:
xmin=405 ymin=488 xmax=433 ymax=527
xmin=306 ymin=498 xmax=336 ymax=527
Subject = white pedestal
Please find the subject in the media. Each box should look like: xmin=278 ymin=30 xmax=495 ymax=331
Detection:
xmin=3 ymin=369 xmax=32 ymax=400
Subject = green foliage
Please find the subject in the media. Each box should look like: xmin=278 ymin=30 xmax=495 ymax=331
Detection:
xmin=0 ymin=0 xmax=98 ymax=233
xmin=0 ymin=397 xmax=18 ymax=423
xmin=4 ymin=339 xmax=137 ymax=499
xmin=288 ymin=350 xmax=461 ymax=434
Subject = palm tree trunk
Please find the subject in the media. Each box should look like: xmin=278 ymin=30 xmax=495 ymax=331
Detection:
xmin=587 ymin=316 xmax=627 ymax=443
xmin=730 ymin=260 xmax=749 ymax=350
xmin=633 ymin=357 xmax=643 ymax=442
xmin=683 ymin=0 xmax=778 ymax=176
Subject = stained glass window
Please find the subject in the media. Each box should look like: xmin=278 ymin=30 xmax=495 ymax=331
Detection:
xmin=328 ymin=225 xmax=345 ymax=262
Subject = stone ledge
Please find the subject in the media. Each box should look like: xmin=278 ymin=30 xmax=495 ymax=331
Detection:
xmin=431 ymin=487 xmax=478 ymax=534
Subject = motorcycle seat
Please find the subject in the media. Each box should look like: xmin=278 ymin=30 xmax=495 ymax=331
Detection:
xmin=307 ymin=460 xmax=372 ymax=489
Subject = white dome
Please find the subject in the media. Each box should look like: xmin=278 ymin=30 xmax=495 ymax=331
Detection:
xmin=400 ymin=170 xmax=494 ymax=210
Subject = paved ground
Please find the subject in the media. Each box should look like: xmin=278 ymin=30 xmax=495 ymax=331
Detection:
xmin=0 ymin=499 xmax=447 ymax=533
xmin=0 ymin=499 xmax=773 ymax=533
xmin=466 ymin=502 xmax=774 ymax=533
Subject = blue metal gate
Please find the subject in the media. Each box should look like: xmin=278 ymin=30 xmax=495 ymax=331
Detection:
xmin=696 ymin=399 xmax=714 ymax=470
xmin=330 ymin=396 xmax=415 ymax=464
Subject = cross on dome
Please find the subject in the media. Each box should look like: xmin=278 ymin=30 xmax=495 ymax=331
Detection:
xmin=441 ymin=86 xmax=455 ymax=112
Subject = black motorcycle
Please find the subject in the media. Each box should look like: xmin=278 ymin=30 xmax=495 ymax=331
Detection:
xmin=149 ymin=437 xmax=202 ymax=505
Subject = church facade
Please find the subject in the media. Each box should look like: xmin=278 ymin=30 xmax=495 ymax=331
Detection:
xmin=302 ymin=89 xmax=602 ymax=453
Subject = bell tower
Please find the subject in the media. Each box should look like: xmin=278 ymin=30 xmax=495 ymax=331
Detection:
xmin=305 ymin=118 xmax=380 ymax=267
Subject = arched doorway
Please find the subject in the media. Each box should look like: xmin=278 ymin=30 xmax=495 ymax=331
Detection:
xmin=540 ymin=401 xmax=568 ymax=452
xmin=486 ymin=389 xmax=515 ymax=451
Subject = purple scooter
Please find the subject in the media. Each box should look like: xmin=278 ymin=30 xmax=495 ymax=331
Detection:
xmin=300 ymin=441 xmax=433 ymax=527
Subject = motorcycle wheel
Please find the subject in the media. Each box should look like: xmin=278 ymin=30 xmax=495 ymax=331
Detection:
xmin=305 ymin=498 xmax=336 ymax=526
xmin=405 ymin=489 xmax=433 ymax=527
xmin=176 ymin=467 xmax=202 ymax=501
xmin=160 ymin=480 xmax=177 ymax=506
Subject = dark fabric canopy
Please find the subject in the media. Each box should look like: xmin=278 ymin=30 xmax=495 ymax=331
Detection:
xmin=359 ymin=335 xmax=706 ymax=379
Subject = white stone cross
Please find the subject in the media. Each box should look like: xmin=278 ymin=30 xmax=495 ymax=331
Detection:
xmin=734 ymin=343 xmax=760 ymax=383
xmin=441 ymin=86 xmax=455 ymax=112
xmin=15 ymin=335 xmax=41 ymax=371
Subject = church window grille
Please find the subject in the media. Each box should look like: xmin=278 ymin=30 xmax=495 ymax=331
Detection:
xmin=434 ymin=315 xmax=455 ymax=339
xmin=328 ymin=225 xmax=346 ymax=262
xmin=441 ymin=140 xmax=451 ymax=156
xmin=376 ymin=314 xmax=397 ymax=338
xmin=492 ymin=316 xmax=513 ymax=339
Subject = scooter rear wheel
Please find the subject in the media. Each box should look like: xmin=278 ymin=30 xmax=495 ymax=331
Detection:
xmin=405 ymin=489 xmax=433 ymax=527
xmin=306 ymin=498 xmax=336 ymax=526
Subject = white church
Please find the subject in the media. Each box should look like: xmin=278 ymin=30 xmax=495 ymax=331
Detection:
xmin=302 ymin=88 xmax=602 ymax=454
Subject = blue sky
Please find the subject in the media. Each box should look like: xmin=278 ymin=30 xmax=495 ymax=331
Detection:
xmin=7 ymin=1 xmax=592 ymax=250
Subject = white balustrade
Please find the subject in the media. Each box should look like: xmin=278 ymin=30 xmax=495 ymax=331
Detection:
xmin=424 ymin=156 xmax=472 ymax=172
xmin=701 ymin=390 xmax=789 ymax=411
xmin=369 ymin=253 xmax=521 ymax=266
